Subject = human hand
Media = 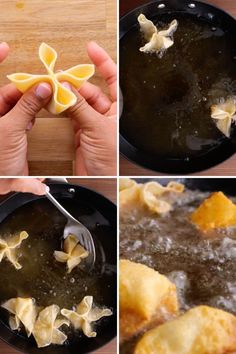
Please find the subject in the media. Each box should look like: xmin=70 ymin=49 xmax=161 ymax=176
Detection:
xmin=0 ymin=178 xmax=47 ymax=195
xmin=67 ymin=41 xmax=117 ymax=176
xmin=0 ymin=44 xmax=52 ymax=176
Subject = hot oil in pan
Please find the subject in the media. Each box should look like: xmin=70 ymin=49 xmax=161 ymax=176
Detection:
xmin=120 ymin=13 xmax=236 ymax=158
xmin=0 ymin=198 xmax=116 ymax=338
xmin=120 ymin=190 xmax=236 ymax=353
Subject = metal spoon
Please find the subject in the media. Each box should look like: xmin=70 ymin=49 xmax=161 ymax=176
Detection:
xmin=46 ymin=188 xmax=96 ymax=268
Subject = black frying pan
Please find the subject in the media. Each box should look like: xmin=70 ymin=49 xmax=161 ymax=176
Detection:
xmin=120 ymin=0 xmax=236 ymax=174
xmin=0 ymin=181 xmax=117 ymax=354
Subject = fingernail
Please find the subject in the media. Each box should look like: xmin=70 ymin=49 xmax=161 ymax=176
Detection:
xmin=26 ymin=122 xmax=33 ymax=131
xmin=0 ymin=42 xmax=9 ymax=50
xmin=45 ymin=186 xmax=50 ymax=193
xmin=36 ymin=83 xmax=52 ymax=99
xmin=62 ymin=82 xmax=72 ymax=91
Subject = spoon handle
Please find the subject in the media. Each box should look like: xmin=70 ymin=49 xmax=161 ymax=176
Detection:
xmin=46 ymin=190 xmax=78 ymax=223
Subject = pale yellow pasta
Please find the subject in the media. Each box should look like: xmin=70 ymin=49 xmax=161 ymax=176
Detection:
xmin=33 ymin=305 xmax=69 ymax=348
xmin=7 ymin=43 xmax=95 ymax=114
xmin=138 ymin=14 xmax=157 ymax=41
xmin=135 ymin=306 xmax=236 ymax=354
xmin=211 ymin=97 xmax=236 ymax=137
xmin=138 ymin=15 xmax=178 ymax=55
xmin=54 ymin=234 xmax=89 ymax=273
xmin=0 ymin=231 xmax=29 ymax=269
xmin=2 ymin=297 xmax=37 ymax=337
xmin=61 ymin=296 xmax=112 ymax=338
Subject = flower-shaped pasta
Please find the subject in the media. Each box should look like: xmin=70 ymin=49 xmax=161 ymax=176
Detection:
xmin=61 ymin=296 xmax=112 ymax=337
xmin=7 ymin=43 xmax=95 ymax=114
xmin=33 ymin=305 xmax=69 ymax=348
xmin=211 ymin=97 xmax=236 ymax=137
xmin=119 ymin=179 xmax=184 ymax=214
xmin=140 ymin=181 xmax=184 ymax=214
xmin=138 ymin=14 xmax=178 ymax=55
xmin=54 ymin=234 xmax=89 ymax=273
xmin=0 ymin=231 xmax=29 ymax=270
xmin=2 ymin=297 xmax=37 ymax=337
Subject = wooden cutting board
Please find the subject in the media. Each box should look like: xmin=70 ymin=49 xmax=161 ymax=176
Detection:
xmin=0 ymin=0 xmax=116 ymax=176
xmin=0 ymin=177 xmax=117 ymax=354
xmin=120 ymin=0 xmax=236 ymax=177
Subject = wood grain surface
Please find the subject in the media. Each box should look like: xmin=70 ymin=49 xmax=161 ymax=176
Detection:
xmin=0 ymin=177 xmax=117 ymax=354
xmin=0 ymin=0 xmax=116 ymax=176
xmin=119 ymin=0 xmax=236 ymax=176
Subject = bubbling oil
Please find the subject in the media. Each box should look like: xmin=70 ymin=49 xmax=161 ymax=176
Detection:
xmin=0 ymin=198 xmax=116 ymax=339
xmin=120 ymin=189 xmax=236 ymax=353
xmin=120 ymin=13 xmax=236 ymax=158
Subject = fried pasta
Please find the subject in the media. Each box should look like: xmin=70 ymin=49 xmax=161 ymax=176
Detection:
xmin=61 ymin=296 xmax=112 ymax=338
xmin=33 ymin=305 xmax=69 ymax=348
xmin=54 ymin=234 xmax=89 ymax=273
xmin=0 ymin=231 xmax=29 ymax=270
xmin=135 ymin=306 xmax=236 ymax=354
xmin=120 ymin=178 xmax=184 ymax=214
xmin=211 ymin=97 xmax=236 ymax=137
xmin=191 ymin=191 xmax=236 ymax=231
xmin=2 ymin=297 xmax=37 ymax=337
xmin=138 ymin=14 xmax=178 ymax=56
xmin=120 ymin=260 xmax=178 ymax=341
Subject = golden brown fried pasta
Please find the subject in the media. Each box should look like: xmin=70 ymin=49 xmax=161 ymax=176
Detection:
xmin=191 ymin=192 xmax=236 ymax=231
xmin=135 ymin=305 xmax=236 ymax=354
xmin=120 ymin=260 xmax=178 ymax=342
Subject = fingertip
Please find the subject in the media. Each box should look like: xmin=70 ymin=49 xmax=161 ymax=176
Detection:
xmin=0 ymin=42 xmax=10 ymax=51
xmin=0 ymin=42 xmax=10 ymax=62
xmin=87 ymin=41 xmax=103 ymax=56
xmin=45 ymin=185 xmax=50 ymax=194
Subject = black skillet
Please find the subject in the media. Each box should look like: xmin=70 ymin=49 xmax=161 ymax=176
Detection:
xmin=0 ymin=181 xmax=117 ymax=354
xmin=120 ymin=0 xmax=236 ymax=174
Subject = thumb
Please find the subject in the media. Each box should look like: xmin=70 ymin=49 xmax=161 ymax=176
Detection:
xmin=10 ymin=178 xmax=48 ymax=195
xmin=68 ymin=86 xmax=99 ymax=128
xmin=7 ymin=82 xmax=52 ymax=129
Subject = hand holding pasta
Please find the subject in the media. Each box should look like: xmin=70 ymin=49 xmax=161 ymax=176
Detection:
xmin=8 ymin=43 xmax=95 ymax=114
xmin=0 ymin=44 xmax=53 ymax=176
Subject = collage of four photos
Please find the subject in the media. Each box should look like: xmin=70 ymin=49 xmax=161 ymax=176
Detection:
xmin=1 ymin=0 xmax=236 ymax=354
